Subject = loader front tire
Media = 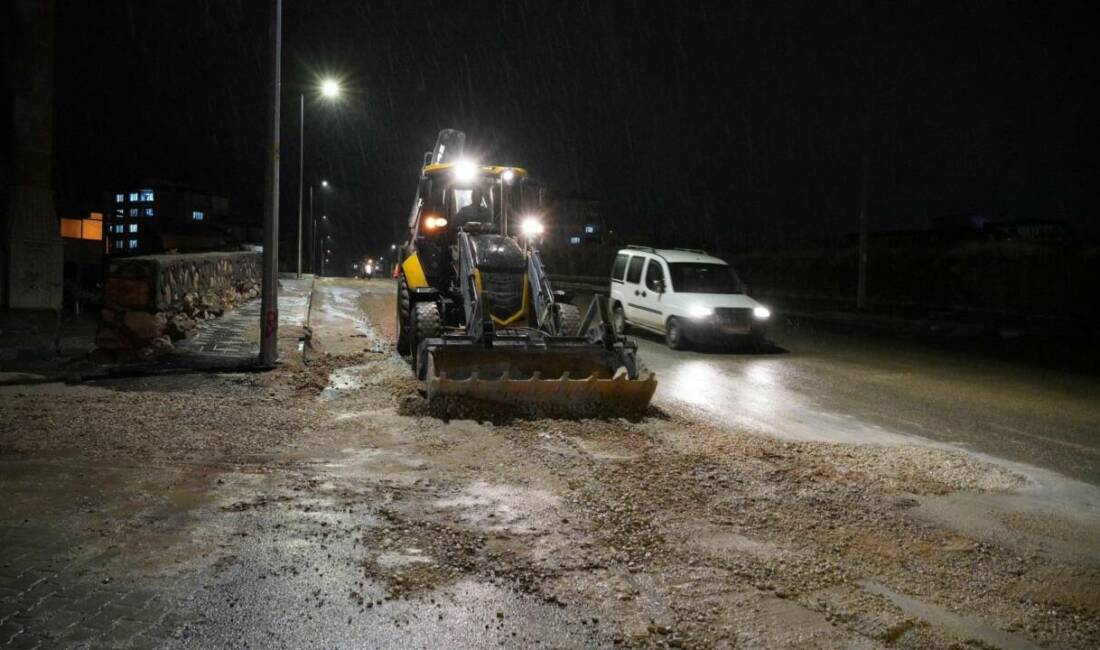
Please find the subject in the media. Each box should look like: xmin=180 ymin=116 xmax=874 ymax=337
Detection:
xmin=396 ymin=275 xmax=412 ymax=355
xmin=412 ymin=301 xmax=442 ymax=379
xmin=557 ymin=303 xmax=582 ymax=337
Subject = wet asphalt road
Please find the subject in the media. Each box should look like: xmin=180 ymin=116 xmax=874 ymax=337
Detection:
xmin=627 ymin=319 xmax=1100 ymax=486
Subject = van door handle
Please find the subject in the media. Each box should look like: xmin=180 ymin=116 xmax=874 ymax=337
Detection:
xmin=634 ymin=290 xmax=640 ymax=296
xmin=641 ymin=291 xmax=647 ymax=298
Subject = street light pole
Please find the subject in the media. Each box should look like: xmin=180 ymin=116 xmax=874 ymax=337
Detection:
xmin=296 ymin=93 xmax=304 ymax=278
xmin=308 ymin=184 xmax=314 ymax=273
xmin=259 ymin=0 xmax=282 ymax=366
xmin=857 ymin=150 xmax=869 ymax=310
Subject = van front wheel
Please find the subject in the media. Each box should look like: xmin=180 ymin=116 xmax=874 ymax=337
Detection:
xmin=665 ymin=317 xmax=689 ymax=350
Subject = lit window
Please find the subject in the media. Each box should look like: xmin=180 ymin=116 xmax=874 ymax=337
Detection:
xmin=115 ymin=208 xmax=124 ymax=217
xmin=129 ymin=208 xmax=139 ymax=217
xmin=129 ymin=224 xmax=139 ymax=233
xmin=129 ymin=192 xmax=139 ymax=202
xmin=192 ymin=210 xmax=205 ymax=221
xmin=89 ymin=212 xmax=103 ymax=221
xmin=569 ymin=236 xmax=582 ymax=245
xmin=82 ymin=220 xmax=102 ymax=240
xmin=60 ymin=219 xmax=82 ymax=239
xmin=585 ymin=224 xmax=596 ymax=234
xmin=144 ymin=208 xmax=155 ymax=217
xmin=115 ymin=194 xmax=124 ymax=203
xmin=113 ymin=239 xmax=124 ymax=250
xmin=128 ymin=239 xmax=138 ymax=249
xmin=139 ymin=189 xmax=154 ymax=202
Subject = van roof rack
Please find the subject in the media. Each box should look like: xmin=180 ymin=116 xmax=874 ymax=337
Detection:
xmin=673 ymin=248 xmax=708 ymax=255
xmin=626 ymin=245 xmax=657 ymax=253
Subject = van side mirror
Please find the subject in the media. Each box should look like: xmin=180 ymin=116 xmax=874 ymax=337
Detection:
xmin=655 ymin=279 xmax=666 ymax=293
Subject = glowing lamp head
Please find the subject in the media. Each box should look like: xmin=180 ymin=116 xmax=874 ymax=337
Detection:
xmin=452 ymin=159 xmax=478 ymax=183
xmin=321 ymin=79 xmax=341 ymax=99
xmin=753 ymin=305 xmax=771 ymax=319
xmin=321 ymin=180 xmax=329 ymax=188
xmin=520 ymin=217 xmax=544 ymax=238
xmin=501 ymin=169 xmax=516 ymax=184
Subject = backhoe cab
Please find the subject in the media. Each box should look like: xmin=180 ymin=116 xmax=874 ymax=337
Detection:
xmin=395 ymin=129 xmax=656 ymax=417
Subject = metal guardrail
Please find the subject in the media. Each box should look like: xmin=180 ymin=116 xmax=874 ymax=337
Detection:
xmin=548 ymin=275 xmax=608 ymax=294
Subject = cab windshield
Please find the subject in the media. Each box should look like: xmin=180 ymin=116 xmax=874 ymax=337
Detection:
xmin=668 ymin=263 xmax=744 ymax=294
xmin=433 ymin=176 xmax=540 ymax=230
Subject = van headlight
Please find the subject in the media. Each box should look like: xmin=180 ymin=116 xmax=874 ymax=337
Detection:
xmin=688 ymin=305 xmax=713 ymax=319
xmin=753 ymin=306 xmax=771 ymax=319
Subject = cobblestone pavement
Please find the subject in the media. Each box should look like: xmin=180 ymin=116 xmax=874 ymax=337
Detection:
xmin=0 ymin=460 xmax=205 ymax=649
xmin=172 ymin=276 xmax=312 ymax=364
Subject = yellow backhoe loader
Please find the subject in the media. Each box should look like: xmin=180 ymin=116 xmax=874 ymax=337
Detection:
xmin=395 ymin=130 xmax=656 ymax=417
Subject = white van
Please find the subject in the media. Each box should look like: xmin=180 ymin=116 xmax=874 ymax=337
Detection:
xmin=608 ymin=246 xmax=770 ymax=350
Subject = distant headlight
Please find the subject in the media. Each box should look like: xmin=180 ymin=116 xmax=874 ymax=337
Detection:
xmin=753 ymin=306 xmax=771 ymax=319
xmin=688 ymin=305 xmax=713 ymax=319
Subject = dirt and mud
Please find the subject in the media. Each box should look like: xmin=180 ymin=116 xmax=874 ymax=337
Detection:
xmin=1 ymin=278 xmax=1097 ymax=648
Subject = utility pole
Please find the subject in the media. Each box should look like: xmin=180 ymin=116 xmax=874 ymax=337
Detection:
xmin=296 ymin=93 xmax=304 ymax=278
xmin=856 ymin=150 xmax=869 ymax=310
xmin=259 ymin=0 xmax=282 ymax=366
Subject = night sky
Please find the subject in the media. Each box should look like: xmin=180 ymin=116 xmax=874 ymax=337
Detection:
xmin=45 ymin=1 xmax=1098 ymax=263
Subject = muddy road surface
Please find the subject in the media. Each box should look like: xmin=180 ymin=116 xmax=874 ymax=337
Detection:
xmin=1 ymin=277 xmax=1097 ymax=649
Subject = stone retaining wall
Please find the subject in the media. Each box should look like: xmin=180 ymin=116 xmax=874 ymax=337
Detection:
xmin=95 ymin=251 xmax=260 ymax=360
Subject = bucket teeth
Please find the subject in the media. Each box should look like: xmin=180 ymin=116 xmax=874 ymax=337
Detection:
xmin=426 ymin=370 xmax=657 ymax=418
xmin=421 ymin=344 xmax=657 ymax=417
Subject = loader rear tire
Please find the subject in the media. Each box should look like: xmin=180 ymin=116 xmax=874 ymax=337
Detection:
xmin=612 ymin=304 xmax=628 ymax=336
xmin=412 ymin=301 xmax=442 ymax=379
xmin=557 ymin=303 xmax=582 ymax=337
xmin=396 ymin=275 xmax=412 ymax=355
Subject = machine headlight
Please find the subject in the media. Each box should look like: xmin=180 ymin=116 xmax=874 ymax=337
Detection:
xmin=423 ymin=215 xmax=448 ymax=230
xmin=521 ymin=217 xmax=544 ymax=237
xmin=753 ymin=306 xmax=771 ymax=319
xmin=501 ymin=169 xmax=516 ymax=184
xmin=688 ymin=305 xmax=713 ymax=319
xmin=452 ymin=159 xmax=478 ymax=182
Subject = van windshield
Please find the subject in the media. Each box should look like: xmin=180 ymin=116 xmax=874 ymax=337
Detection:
xmin=668 ymin=263 xmax=744 ymax=294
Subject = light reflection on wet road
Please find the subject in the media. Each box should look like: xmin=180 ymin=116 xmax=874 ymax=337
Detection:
xmin=635 ymin=323 xmax=1100 ymax=485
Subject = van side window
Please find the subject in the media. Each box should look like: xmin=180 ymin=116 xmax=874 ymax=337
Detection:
xmin=645 ymin=260 xmax=665 ymax=291
xmin=611 ymin=253 xmax=629 ymax=282
xmin=625 ymin=256 xmax=645 ymax=284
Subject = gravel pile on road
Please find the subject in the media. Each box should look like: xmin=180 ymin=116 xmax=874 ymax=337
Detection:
xmin=318 ymin=352 xmax=1098 ymax=648
xmin=0 ymin=372 xmax=316 ymax=462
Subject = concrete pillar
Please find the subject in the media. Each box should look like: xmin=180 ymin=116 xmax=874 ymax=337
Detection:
xmin=3 ymin=0 xmax=63 ymax=309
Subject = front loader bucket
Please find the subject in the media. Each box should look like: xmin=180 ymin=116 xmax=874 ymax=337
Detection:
xmin=423 ymin=342 xmax=657 ymax=418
